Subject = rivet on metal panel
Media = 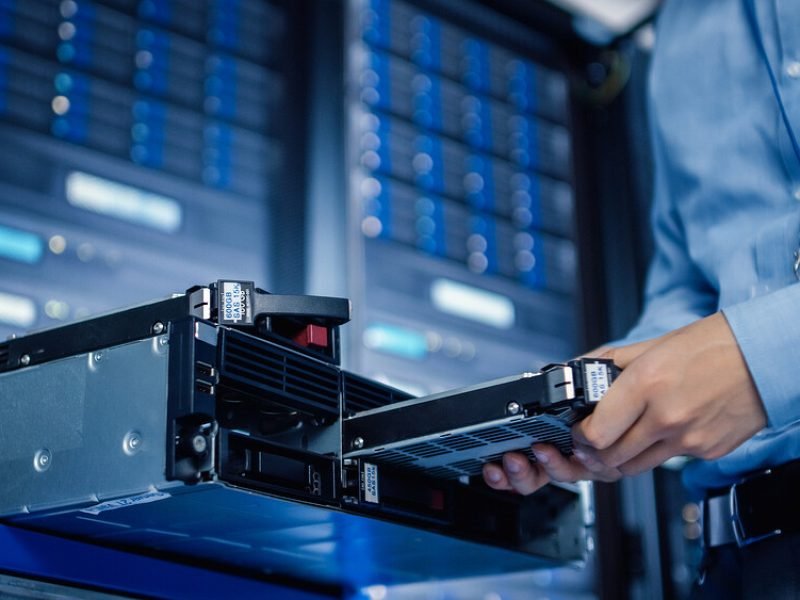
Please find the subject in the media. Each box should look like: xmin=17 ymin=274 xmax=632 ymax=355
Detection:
xmin=19 ymin=354 xmax=30 ymax=366
xmin=152 ymin=321 xmax=165 ymax=334
xmin=353 ymin=437 xmax=365 ymax=449
xmin=506 ymin=401 xmax=522 ymax=415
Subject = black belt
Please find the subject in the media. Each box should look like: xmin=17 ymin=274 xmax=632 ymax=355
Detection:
xmin=702 ymin=458 xmax=800 ymax=548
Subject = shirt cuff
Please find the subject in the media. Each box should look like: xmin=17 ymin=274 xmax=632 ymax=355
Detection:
xmin=723 ymin=284 xmax=800 ymax=429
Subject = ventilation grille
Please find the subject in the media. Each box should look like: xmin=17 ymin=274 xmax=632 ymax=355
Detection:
xmin=219 ymin=329 xmax=340 ymax=417
xmin=0 ymin=343 xmax=9 ymax=371
xmin=368 ymin=416 xmax=574 ymax=479
xmin=370 ymin=449 xmax=420 ymax=467
xmin=342 ymin=372 xmax=414 ymax=414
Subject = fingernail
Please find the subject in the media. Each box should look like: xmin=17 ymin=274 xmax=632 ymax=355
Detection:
xmin=532 ymin=449 xmax=549 ymax=464
xmin=573 ymin=448 xmax=588 ymax=462
xmin=485 ymin=469 xmax=501 ymax=483
xmin=504 ymin=458 xmax=523 ymax=473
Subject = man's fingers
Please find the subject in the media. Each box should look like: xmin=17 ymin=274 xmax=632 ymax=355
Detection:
xmin=572 ymin=445 xmax=623 ymax=482
xmin=573 ymin=339 xmax=667 ymax=451
xmin=617 ymin=440 xmax=675 ymax=477
xmin=501 ymin=452 xmax=550 ymax=495
xmin=590 ymin=410 xmax=662 ymax=468
xmin=530 ymin=445 xmax=591 ymax=483
xmin=482 ymin=441 xmax=624 ymax=495
xmin=482 ymin=463 xmax=513 ymax=491
xmin=574 ymin=370 xmax=648 ymax=450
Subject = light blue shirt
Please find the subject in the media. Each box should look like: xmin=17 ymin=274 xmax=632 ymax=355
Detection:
xmin=623 ymin=0 xmax=800 ymax=493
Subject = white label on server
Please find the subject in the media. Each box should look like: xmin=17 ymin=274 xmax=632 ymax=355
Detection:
xmin=80 ymin=491 xmax=171 ymax=515
xmin=363 ymin=462 xmax=380 ymax=504
xmin=584 ymin=362 xmax=610 ymax=403
xmin=222 ymin=281 xmax=244 ymax=323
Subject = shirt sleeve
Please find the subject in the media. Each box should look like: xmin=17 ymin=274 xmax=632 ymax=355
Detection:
xmin=619 ymin=89 xmax=718 ymax=345
xmin=723 ymin=283 xmax=800 ymax=429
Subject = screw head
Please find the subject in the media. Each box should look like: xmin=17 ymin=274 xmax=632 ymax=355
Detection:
xmin=33 ymin=448 xmax=52 ymax=472
xmin=507 ymin=401 xmax=522 ymax=415
xmin=20 ymin=354 xmax=30 ymax=366
xmin=191 ymin=434 xmax=208 ymax=454
xmin=93 ymin=351 xmax=104 ymax=362
xmin=352 ymin=437 xmax=365 ymax=449
xmin=123 ymin=431 xmax=143 ymax=455
xmin=152 ymin=321 xmax=165 ymax=334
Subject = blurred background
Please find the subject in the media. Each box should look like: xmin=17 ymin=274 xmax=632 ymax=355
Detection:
xmin=0 ymin=0 xmax=702 ymax=597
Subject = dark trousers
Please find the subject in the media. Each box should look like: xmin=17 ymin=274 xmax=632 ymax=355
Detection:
xmin=691 ymin=532 xmax=800 ymax=599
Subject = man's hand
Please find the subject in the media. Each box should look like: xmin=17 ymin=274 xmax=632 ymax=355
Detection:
xmin=575 ymin=311 xmax=766 ymax=475
xmin=483 ymin=312 xmax=767 ymax=494
xmin=482 ymin=445 xmax=622 ymax=495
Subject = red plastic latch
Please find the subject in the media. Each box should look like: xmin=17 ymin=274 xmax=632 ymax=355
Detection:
xmin=293 ymin=324 xmax=329 ymax=349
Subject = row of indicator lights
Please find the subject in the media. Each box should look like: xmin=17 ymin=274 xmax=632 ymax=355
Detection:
xmin=361 ymin=4 xmax=566 ymax=103
xmin=359 ymin=127 xmax=546 ymax=214
xmin=0 ymin=289 xmax=92 ymax=329
xmin=362 ymin=322 xmax=477 ymax=362
xmin=359 ymin=57 xmax=539 ymax=129
xmin=53 ymin=5 xmax=261 ymax=124
xmin=360 ymin=212 xmax=537 ymax=276
xmin=358 ymin=115 xmax=551 ymax=221
xmin=361 ymin=5 xmax=564 ymax=111
xmin=51 ymin=76 xmax=238 ymax=187
xmin=358 ymin=75 xmax=538 ymax=144
xmin=48 ymin=235 xmax=118 ymax=265
xmin=359 ymin=110 xmax=551 ymax=177
xmin=359 ymin=177 xmax=538 ymax=274
xmin=58 ymin=0 xmax=257 ymax=46
xmin=0 ymin=225 xmax=120 ymax=267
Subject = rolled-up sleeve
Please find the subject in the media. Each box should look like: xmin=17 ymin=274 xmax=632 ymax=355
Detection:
xmin=723 ymin=285 xmax=800 ymax=429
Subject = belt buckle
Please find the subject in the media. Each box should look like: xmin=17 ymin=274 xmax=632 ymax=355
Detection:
xmin=729 ymin=468 xmax=782 ymax=547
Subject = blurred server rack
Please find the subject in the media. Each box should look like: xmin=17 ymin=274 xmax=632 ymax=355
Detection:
xmin=344 ymin=0 xmax=590 ymax=400
xmin=333 ymin=0 xmax=612 ymax=597
xmin=0 ymin=0 xmax=293 ymax=341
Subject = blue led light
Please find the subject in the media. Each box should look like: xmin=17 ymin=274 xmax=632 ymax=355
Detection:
xmin=56 ymin=43 xmax=75 ymax=63
xmin=363 ymin=323 xmax=428 ymax=360
xmin=0 ymin=224 xmax=43 ymax=264
xmin=54 ymin=72 xmax=73 ymax=93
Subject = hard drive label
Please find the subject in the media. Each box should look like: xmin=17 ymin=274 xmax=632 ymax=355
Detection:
xmin=584 ymin=362 xmax=610 ymax=403
xmin=219 ymin=280 xmax=254 ymax=325
xmin=363 ymin=462 xmax=380 ymax=503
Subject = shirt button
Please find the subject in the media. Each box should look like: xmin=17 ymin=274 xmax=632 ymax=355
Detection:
xmin=787 ymin=61 xmax=800 ymax=78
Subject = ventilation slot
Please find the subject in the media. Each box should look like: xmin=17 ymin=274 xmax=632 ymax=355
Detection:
xmin=437 ymin=434 xmax=487 ymax=451
xmin=219 ymin=329 xmax=340 ymax=417
xmin=365 ymin=415 xmax=579 ymax=480
xmin=0 ymin=343 xmax=9 ymax=371
xmin=403 ymin=442 xmax=452 ymax=459
xmin=371 ymin=450 xmax=418 ymax=466
xmin=472 ymin=426 xmax=519 ymax=443
xmin=342 ymin=372 xmax=414 ymax=414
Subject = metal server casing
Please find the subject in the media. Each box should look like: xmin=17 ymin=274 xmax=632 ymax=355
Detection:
xmin=0 ymin=291 xmax=592 ymax=590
